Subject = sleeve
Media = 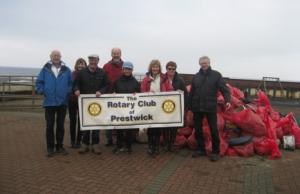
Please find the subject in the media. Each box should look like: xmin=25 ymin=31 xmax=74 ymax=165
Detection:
xmin=136 ymin=80 xmax=141 ymax=93
xmin=140 ymin=78 xmax=147 ymax=92
xmin=67 ymin=69 xmax=72 ymax=94
xmin=218 ymin=74 xmax=231 ymax=103
xmin=73 ymin=71 xmax=81 ymax=92
xmin=187 ymin=77 xmax=195 ymax=110
xmin=111 ymin=80 xmax=117 ymax=93
xmin=99 ymin=72 xmax=110 ymax=94
xmin=35 ymin=69 xmax=45 ymax=94
xmin=179 ymin=78 xmax=188 ymax=110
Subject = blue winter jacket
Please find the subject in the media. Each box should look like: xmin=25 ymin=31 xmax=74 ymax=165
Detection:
xmin=36 ymin=61 xmax=72 ymax=107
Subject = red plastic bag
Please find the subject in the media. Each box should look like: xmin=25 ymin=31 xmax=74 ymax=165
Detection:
xmin=226 ymin=147 xmax=238 ymax=156
xmin=187 ymin=129 xmax=197 ymax=150
xmin=219 ymin=136 xmax=229 ymax=156
xmin=178 ymin=127 xmax=193 ymax=137
xmin=217 ymin=91 xmax=225 ymax=104
xmin=276 ymin=113 xmax=295 ymax=135
xmin=291 ymin=124 xmax=300 ymax=149
xmin=224 ymin=109 xmax=267 ymax=137
xmin=253 ymin=138 xmax=281 ymax=159
xmin=217 ymin=113 xmax=225 ymax=132
xmin=185 ymin=110 xmax=194 ymax=127
xmin=230 ymin=96 xmax=243 ymax=108
xmin=276 ymin=127 xmax=284 ymax=140
xmin=255 ymin=90 xmax=271 ymax=109
xmin=227 ymin=84 xmax=245 ymax=99
xmin=232 ymin=142 xmax=254 ymax=157
xmin=174 ymin=135 xmax=187 ymax=148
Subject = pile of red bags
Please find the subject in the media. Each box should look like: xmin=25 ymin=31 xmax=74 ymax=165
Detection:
xmin=174 ymin=84 xmax=300 ymax=160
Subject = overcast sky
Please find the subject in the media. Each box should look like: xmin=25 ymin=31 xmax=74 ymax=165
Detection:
xmin=1 ymin=0 xmax=300 ymax=81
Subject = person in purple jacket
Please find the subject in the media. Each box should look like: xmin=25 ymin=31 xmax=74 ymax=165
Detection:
xmin=68 ymin=58 xmax=87 ymax=148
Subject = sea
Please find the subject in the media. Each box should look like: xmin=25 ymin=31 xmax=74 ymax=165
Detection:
xmin=0 ymin=66 xmax=40 ymax=76
xmin=0 ymin=66 xmax=145 ymax=82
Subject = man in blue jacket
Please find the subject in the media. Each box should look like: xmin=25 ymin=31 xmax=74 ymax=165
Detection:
xmin=36 ymin=50 xmax=72 ymax=157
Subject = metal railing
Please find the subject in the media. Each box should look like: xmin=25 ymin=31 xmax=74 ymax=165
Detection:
xmin=0 ymin=75 xmax=42 ymax=108
xmin=0 ymin=74 xmax=146 ymax=109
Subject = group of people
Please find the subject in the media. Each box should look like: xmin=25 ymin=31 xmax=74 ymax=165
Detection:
xmin=36 ymin=48 xmax=231 ymax=162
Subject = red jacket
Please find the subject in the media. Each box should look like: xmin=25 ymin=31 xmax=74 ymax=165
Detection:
xmin=140 ymin=73 xmax=166 ymax=92
xmin=103 ymin=60 xmax=123 ymax=93
xmin=161 ymin=77 xmax=174 ymax=92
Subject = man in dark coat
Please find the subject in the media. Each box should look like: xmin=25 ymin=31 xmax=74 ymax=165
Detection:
xmin=74 ymin=54 xmax=109 ymax=155
xmin=188 ymin=56 xmax=231 ymax=161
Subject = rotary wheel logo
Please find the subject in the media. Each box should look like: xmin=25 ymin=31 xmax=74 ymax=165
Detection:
xmin=162 ymin=100 xmax=176 ymax=114
xmin=88 ymin=103 xmax=101 ymax=116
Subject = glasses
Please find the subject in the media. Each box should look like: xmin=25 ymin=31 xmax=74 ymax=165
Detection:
xmin=167 ymin=68 xmax=176 ymax=71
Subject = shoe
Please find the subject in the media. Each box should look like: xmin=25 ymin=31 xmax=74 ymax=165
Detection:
xmin=105 ymin=141 xmax=113 ymax=147
xmin=70 ymin=142 xmax=80 ymax=148
xmin=162 ymin=146 xmax=168 ymax=152
xmin=192 ymin=150 xmax=206 ymax=158
xmin=210 ymin=153 xmax=220 ymax=162
xmin=127 ymin=148 xmax=132 ymax=154
xmin=91 ymin=145 xmax=102 ymax=155
xmin=112 ymin=147 xmax=120 ymax=154
xmin=154 ymin=148 xmax=160 ymax=155
xmin=168 ymin=145 xmax=175 ymax=152
xmin=78 ymin=144 xmax=89 ymax=154
xmin=73 ymin=143 xmax=81 ymax=149
xmin=46 ymin=149 xmax=55 ymax=157
xmin=147 ymin=148 xmax=154 ymax=156
xmin=56 ymin=147 xmax=68 ymax=155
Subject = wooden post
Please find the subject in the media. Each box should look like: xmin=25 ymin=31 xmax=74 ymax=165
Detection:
xmin=31 ymin=76 xmax=35 ymax=107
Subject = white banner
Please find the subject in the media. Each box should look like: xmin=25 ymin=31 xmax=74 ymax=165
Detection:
xmin=78 ymin=91 xmax=184 ymax=130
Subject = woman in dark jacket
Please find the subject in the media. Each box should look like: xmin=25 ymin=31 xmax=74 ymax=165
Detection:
xmin=112 ymin=61 xmax=140 ymax=154
xmin=162 ymin=61 xmax=188 ymax=152
xmin=68 ymin=58 xmax=87 ymax=148
xmin=140 ymin=59 xmax=165 ymax=156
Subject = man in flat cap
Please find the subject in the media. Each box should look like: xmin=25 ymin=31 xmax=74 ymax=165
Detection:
xmin=74 ymin=54 xmax=109 ymax=154
xmin=36 ymin=50 xmax=72 ymax=157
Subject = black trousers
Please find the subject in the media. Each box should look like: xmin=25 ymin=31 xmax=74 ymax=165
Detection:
xmin=193 ymin=112 xmax=220 ymax=154
xmin=147 ymin=128 xmax=161 ymax=151
xmin=116 ymin=129 xmax=132 ymax=149
xmin=68 ymin=101 xmax=82 ymax=144
xmin=162 ymin=128 xmax=177 ymax=149
xmin=82 ymin=130 xmax=99 ymax=145
xmin=45 ymin=106 xmax=67 ymax=151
